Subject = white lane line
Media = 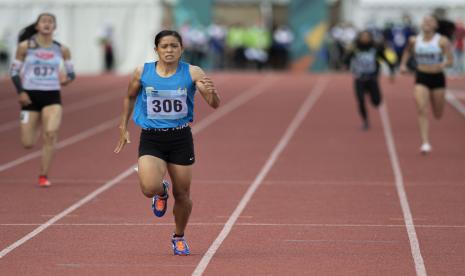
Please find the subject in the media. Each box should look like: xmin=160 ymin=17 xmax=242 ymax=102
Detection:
xmin=57 ymin=263 xmax=195 ymax=268
xmin=284 ymin=239 xmax=400 ymax=244
xmin=0 ymin=178 xmax=445 ymax=187
xmin=0 ymin=178 xmax=396 ymax=186
xmin=0 ymin=167 xmax=133 ymax=259
xmin=2 ymin=222 xmax=465 ymax=229
xmin=0 ymin=178 xmax=253 ymax=184
xmin=379 ymin=104 xmax=427 ymax=276
xmin=446 ymin=91 xmax=465 ymax=118
xmin=192 ymin=77 xmax=328 ymax=276
xmin=0 ymin=76 xmax=276 ymax=259
xmin=0 ymin=117 xmax=120 ymax=173
xmin=192 ymin=75 xmax=277 ymax=133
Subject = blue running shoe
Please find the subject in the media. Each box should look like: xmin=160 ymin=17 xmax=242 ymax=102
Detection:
xmin=172 ymin=237 xmax=190 ymax=256
xmin=152 ymin=180 xmax=169 ymax=217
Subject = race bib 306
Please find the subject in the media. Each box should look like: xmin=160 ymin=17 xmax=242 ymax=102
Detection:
xmin=145 ymin=87 xmax=188 ymax=120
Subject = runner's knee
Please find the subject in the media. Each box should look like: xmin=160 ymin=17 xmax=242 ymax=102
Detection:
xmin=21 ymin=138 xmax=35 ymax=149
xmin=140 ymin=182 xmax=164 ymax=198
xmin=416 ymin=105 xmax=428 ymax=116
xmin=173 ymin=188 xmax=190 ymax=202
xmin=141 ymin=187 xmax=156 ymax=198
xmin=433 ymin=109 xmax=443 ymax=120
xmin=42 ymin=130 xmax=57 ymax=144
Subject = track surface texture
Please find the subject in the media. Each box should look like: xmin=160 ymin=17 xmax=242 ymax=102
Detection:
xmin=0 ymin=73 xmax=464 ymax=276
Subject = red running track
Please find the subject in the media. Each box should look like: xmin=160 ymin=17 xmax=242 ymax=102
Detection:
xmin=0 ymin=73 xmax=464 ymax=275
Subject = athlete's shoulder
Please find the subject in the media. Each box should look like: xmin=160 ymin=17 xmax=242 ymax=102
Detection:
xmin=133 ymin=64 xmax=145 ymax=79
xmin=188 ymin=64 xmax=205 ymax=82
xmin=179 ymin=61 xmax=192 ymax=71
xmin=179 ymin=60 xmax=190 ymax=66
xmin=143 ymin=61 xmax=156 ymax=68
xmin=438 ymin=34 xmax=450 ymax=45
xmin=17 ymin=40 xmax=29 ymax=51
xmin=59 ymin=44 xmax=72 ymax=58
xmin=140 ymin=62 xmax=155 ymax=73
xmin=188 ymin=64 xmax=202 ymax=72
xmin=56 ymin=40 xmax=66 ymax=51
xmin=24 ymin=36 xmax=39 ymax=49
xmin=15 ymin=41 xmax=29 ymax=59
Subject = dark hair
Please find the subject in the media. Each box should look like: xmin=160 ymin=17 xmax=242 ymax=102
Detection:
xmin=355 ymin=30 xmax=375 ymax=49
xmin=18 ymin=13 xmax=56 ymax=43
xmin=154 ymin=30 xmax=183 ymax=48
xmin=356 ymin=30 xmax=373 ymax=41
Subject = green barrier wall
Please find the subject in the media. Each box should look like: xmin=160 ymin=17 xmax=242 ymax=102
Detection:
xmin=174 ymin=0 xmax=213 ymax=27
xmin=289 ymin=0 xmax=328 ymax=71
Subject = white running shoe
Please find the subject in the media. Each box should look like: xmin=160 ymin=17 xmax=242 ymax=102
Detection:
xmin=420 ymin=143 xmax=432 ymax=154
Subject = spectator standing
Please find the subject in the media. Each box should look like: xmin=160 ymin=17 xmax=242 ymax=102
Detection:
xmin=208 ymin=21 xmax=227 ymax=70
xmin=269 ymin=25 xmax=294 ymax=70
xmin=0 ymin=35 xmax=9 ymax=76
xmin=243 ymin=22 xmax=271 ymax=70
xmin=99 ymin=24 xmax=115 ymax=73
xmin=226 ymin=23 xmax=246 ymax=69
xmin=384 ymin=15 xmax=416 ymax=67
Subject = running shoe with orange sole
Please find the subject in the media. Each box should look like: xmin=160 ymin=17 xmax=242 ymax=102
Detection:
xmin=172 ymin=237 xmax=190 ymax=256
xmin=152 ymin=180 xmax=169 ymax=217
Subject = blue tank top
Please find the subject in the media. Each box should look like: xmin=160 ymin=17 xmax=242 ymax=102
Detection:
xmin=133 ymin=61 xmax=196 ymax=129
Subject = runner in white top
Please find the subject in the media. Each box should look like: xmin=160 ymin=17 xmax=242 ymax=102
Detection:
xmin=400 ymin=15 xmax=453 ymax=154
xmin=9 ymin=13 xmax=75 ymax=187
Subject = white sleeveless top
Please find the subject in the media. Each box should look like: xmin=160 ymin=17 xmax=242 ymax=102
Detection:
xmin=22 ymin=36 xmax=63 ymax=91
xmin=414 ymin=33 xmax=443 ymax=66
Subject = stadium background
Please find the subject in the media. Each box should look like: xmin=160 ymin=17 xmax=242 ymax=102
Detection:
xmin=0 ymin=0 xmax=464 ymax=74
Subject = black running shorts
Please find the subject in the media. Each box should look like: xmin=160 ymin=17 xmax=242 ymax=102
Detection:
xmin=138 ymin=125 xmax=195 ymax=166
xmin=22 ymin=90 xmax=62 ymax=111
xmin=415 ymin=71 xmax=446 ymax=90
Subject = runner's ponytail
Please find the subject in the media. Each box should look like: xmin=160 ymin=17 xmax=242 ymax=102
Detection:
xmin=18 ymin=24 xmax=37 ymax=43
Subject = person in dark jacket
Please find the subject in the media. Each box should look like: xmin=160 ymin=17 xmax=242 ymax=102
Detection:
xmin=345 ymin=30 xmax=395 ymax=130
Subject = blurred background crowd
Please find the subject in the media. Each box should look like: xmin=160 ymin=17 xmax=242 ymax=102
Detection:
xmin=170 ymin=6 xmax=464 ymax=75
xmin=176 ymin=21 xmax=293 ymax=71
xmin=326 ymin=8 xmax=465 ymax=76
xmin=0 ymin=0 xmax=464 ymax=76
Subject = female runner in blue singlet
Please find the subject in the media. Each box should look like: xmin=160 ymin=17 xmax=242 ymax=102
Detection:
xmin=9 ymin=13 xmax=75 ymax=187
xmin=114 ymin=30 xmax=220 ymax=255
xmin=400 ymin=15 xmax=453 ymax=154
